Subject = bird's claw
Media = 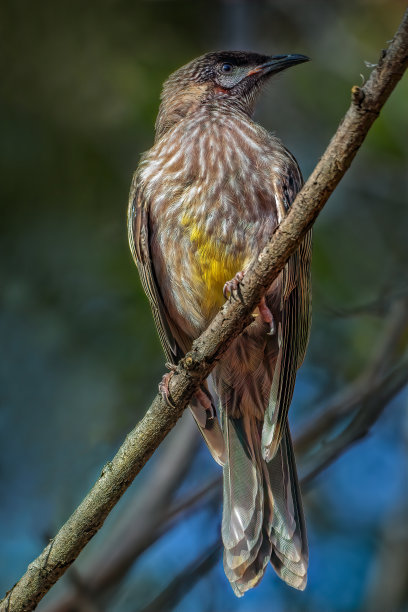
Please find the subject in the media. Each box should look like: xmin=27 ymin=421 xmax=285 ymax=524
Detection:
xmin=223 ymin=270 xmax=245 ymax=300
xmin=159 ymin=363 xmax=178 ymax=408
xmin=159 ymin=364 xmax=216 ymax=418
xmin=223 ymin=273 xmax=275 ymax=335
xmin=165 ymin=362 xmax=177 ymax=372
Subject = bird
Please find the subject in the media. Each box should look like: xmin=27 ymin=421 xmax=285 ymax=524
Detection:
xmin=128 ymin=50 xmax=312 ymax=596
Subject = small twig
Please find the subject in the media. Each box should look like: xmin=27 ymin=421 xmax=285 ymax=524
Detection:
xmin=301 ymin=355 xmax=408 ymax=486
xmin=361 ymin=422 xmax=408 ymax=612
xmin=163 ymin=475 xmax=222 ymax=525
xmin=139 ymin=539 xmax=222 ymax=612
xmin=65 ymin=568 xmax=105 ymax=612
xmin=296 ymin=296 xmax=408 ymax=454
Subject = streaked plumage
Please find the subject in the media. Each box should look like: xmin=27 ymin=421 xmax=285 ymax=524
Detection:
xmin=128 ymin=51 xmax=312 ymax=595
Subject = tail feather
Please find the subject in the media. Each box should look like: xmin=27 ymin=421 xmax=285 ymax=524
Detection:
xmin=222 ymin=416 xmax=263 ymax=564
xmin=268 ymin=433 xmax=301 ymax=560
xmin=229 ymin=530 xmax=272 ymax=596
xmin=270 ymin=424 xmax=308 ymax=590
xmin=224 ymin=417 xmax=274 ymax=597
xmin=189 ymin=391 xmax=226 ymax=466
xmin=221 ymin=410 xmax=308 ymax=595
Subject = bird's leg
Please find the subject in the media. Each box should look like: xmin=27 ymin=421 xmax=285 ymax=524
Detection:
xmin=223 ymin=270 xmax=245 ymax=300
xmin=223 ymin=271 xmax=276 ymax=336
xmin=158 ymin=362 xmax=178 ymax=408
xmin=258 ymin=296 xmax=276 ymax=336
xmin=195 ymin=387 xmax=216 ymax=420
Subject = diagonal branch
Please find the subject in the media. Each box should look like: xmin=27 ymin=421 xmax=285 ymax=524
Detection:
xmin=2 ymin=9 xmax=408 ymax=612
xmin=296 ymin=296 xmax=408 ymax=454
xmin=139 ymin=540 xmax=223 ymax=612
xmin=300 ymin=353 xmax=408 ymax=485
xmin=38 ymin=417 xmax=200 ymax=612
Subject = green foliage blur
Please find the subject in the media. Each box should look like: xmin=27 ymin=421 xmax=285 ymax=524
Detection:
xmin=1 ymin=1 xmax=407 ymax=611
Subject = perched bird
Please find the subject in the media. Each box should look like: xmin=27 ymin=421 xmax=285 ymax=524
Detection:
xmin=128 ymin=51 xmax=312 ymax=596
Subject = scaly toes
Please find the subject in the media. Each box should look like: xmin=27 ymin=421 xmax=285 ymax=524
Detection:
xmin=223 ymin=270 xmax=245 ymax=299
xmin=159 ymin=370 xmax=176 ymax=408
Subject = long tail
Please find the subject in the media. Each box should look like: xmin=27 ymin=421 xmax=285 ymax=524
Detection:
xmin=222 ymin=413 xmax=308 ymax=596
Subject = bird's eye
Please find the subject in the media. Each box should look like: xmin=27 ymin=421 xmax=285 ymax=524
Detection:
xmin=221 ymin=63 xmax=233 ymax=73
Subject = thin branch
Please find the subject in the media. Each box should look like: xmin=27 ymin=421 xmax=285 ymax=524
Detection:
xmin=300 ymin=354 xmax=408 ymax=486
xmin=84 ymin=416 xmax=199 ymax=593
xmin=143 ymin=354 xmax=408 ymax=528
xmin=362 ymin=508 xmax=408 ymax=612
xmin=362 ymin=421 xmax=408 ymax=612
xmin=163 ymin=475 xmax=221 ymax=525
xmin=40 ymin=416 xmax=199 ymax=612
xmin=139 ymin=540 xmax=222 ymax=612
xmin=2 ymin=10 xmax=408 ymax=612
xmin=296 ymin=296 xmax=408 ymax=454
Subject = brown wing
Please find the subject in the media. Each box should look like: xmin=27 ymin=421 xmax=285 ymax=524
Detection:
xmin=127 ymin=170 xmax=180 ymax=363
xmin=127 ymin=169 xmax=226 ymax=465
xmin=261 ymin=163 xmax=312 ymax=461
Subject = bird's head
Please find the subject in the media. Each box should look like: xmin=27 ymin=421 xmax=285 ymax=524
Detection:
xmin=155 ymin=51 xmax=309 ymax=140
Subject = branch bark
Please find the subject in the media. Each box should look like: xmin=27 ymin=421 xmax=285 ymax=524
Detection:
xmin=2 ymin=10 xmax=408 ymax=612
xmin=39 ymin=416 xmax=200 ymax=612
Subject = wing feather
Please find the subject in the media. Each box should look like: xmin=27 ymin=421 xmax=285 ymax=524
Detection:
xmin=261 ymin=161 xmax=312 ymax=460
xmin=127 ymin=171 xmax=180 ymax=362
xmin=127 ymin=170 xmax=226 ymax=465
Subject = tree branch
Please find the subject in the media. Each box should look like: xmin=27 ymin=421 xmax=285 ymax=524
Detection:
xmin=296 ymin=296 xmax=408 ymax=454
xmin=39 ymin=417 xmax=200 ymax=612
xmin=139 ymin=540 xmax=222 ymax=612
xmin=2 ymin=10 xmax=408 ymax=612
xmin=300 ymin=353 xmax=408 ymax=485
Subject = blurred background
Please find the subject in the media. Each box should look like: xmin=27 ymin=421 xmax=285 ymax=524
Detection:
xmin=1 ymin=1 xmax=408 ymax=611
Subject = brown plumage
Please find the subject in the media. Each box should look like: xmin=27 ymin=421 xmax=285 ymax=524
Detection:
xmin=128 ymin=51 xmax=312 ymax=595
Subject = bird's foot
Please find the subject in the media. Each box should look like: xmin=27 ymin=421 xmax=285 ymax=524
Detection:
xmin=223 ymin=270 xmax=245 ymax=300
xmin=194 ymin=387 xmax=216 ymax=421
xmin=258 ymin=296 xmax=276 ymax=336
xmin=158 ymin=362 xmax=178 ymax=408
xmin=223 ymin=272 xmax=275 ymax=336
xmin=159 ymin=365 xmax=216 ymax=418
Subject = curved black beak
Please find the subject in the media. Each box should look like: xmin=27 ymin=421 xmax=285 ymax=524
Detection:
xmin=247 ymin=54 xmax=310 ymax=77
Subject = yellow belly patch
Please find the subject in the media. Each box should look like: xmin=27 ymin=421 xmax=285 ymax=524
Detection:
xmin=181 ymin=213 xmax=246 ymax=313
